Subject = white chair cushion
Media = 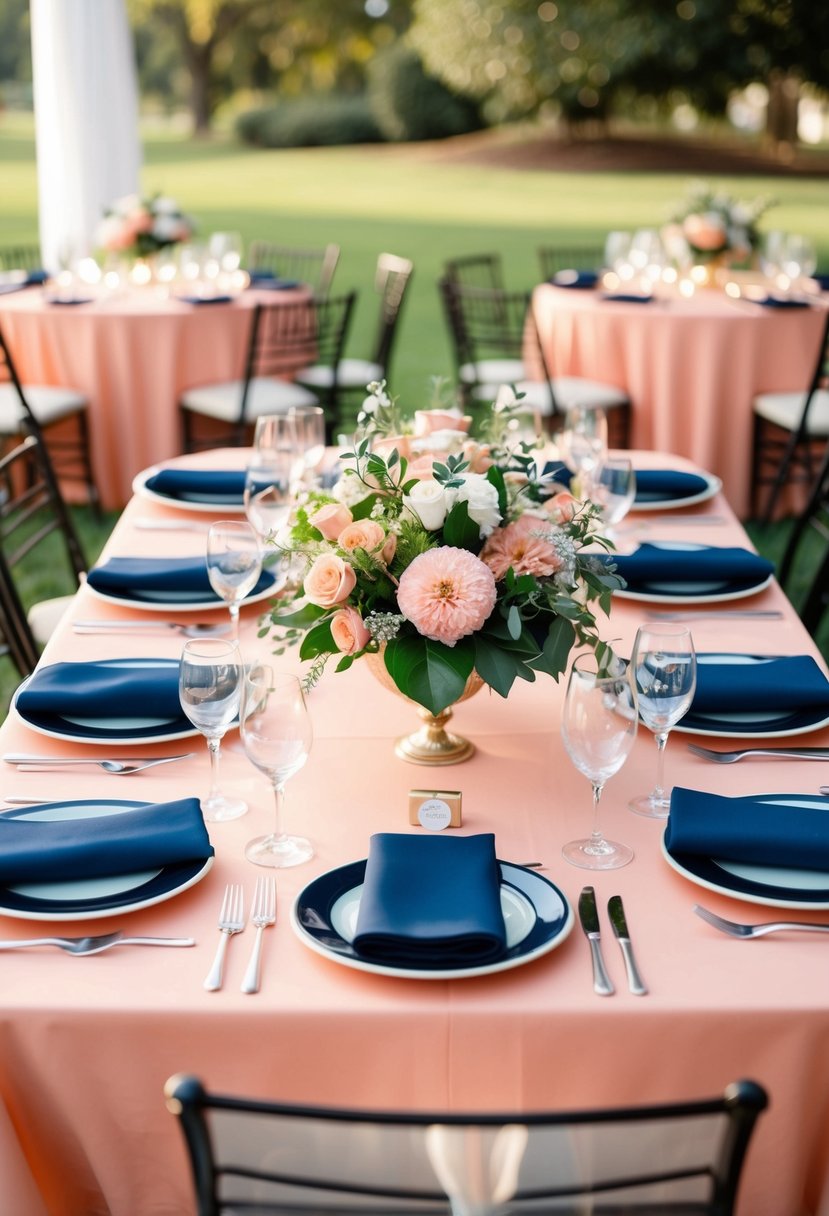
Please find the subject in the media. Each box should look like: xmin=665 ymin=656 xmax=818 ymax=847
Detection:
xmin=753 ymin=389 xmax=829 ymax=436
xmin=180 ymin=377 xmax=319 ymax=422
xmin=296 ymin=359 xmax=383 ymax=391
xmin=471 ymin=380 xmax=555 ymax=414
xmin=0 ymin=383 xmax=87 ymax=433
xmin=472 ymin=375 xmax=628 ymax=417
xmin=28 ymin=595 xmax=74 ymax=647
xmin=459 ymin=359 xmax=526 ymax=386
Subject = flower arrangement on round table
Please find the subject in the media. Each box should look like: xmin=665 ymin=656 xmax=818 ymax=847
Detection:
xmin=96 ymin=193 xmax=194 ymax=260
xmin=266 ymin=384 xmax=621 ymax=742
xmin=664 ymin=180 xmax=774 ymax=264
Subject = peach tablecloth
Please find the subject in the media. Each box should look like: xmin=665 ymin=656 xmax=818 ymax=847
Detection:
xmin=0 ymin=287 xmax=310 ymax=510
xmin=531 ymin=284 xmax=828 ymax=518
xmin=1 ymin=449 xmax=829 ymax=1215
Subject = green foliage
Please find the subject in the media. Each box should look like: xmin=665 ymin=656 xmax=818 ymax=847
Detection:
xmin=392 ymin=519 xmax=437 ymax=571
xmin=384 ymin=635 xmax=476 ymax=715
xmin=367 ymin=43 xmax=483 ymax=142
xmin=235 ymin=94 xmax=384 ymax=148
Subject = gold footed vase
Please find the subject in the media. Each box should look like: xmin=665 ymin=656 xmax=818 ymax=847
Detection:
xmin=364 ymin=651 xmax=483 ymax=765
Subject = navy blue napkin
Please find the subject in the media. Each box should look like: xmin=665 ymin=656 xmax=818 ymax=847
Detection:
xmin=0 ymin=797 xmax=213 ymax=884
xmin=16 ymin=659 xmax=182 ymax=720
xmin=25 ymin=269 xmax=48 ymax=285
xmin=813 ymin=273 xmax=829 ymax=292
xmin=143 ymin=468 xmax=246 ymax=504
xmin=757 ymin=296 xmax=811 ymax=309
xmin=47 ymin=297 xmax=92 ymax=306
xmin=353 ymin=833 xmax=506 ymax=967
xmin=247 ymin=271 xmax=301 ymax=290
xmin=692 ymin=654 xmax=829 ymax=715
xmin=552 ymin=269 xmax=598 ymax=289
xmin=179 ymin=295 xmax=232 ymax=306
xmin=601 ymin=293 xmax=653 ymax=304
xmin=87 ymin=556 xmax=273 ymax=602
xmin=665 ymin=787 xmax=829 ymax=870
xmin=633 ymin=469 xmax=710 ymax=503
xmin=606 ymin=544 xmax=774 ymax=590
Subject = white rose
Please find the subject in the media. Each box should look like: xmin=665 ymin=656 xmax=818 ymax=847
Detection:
xmin=404 ymin=479 xmax=450 ymax=531
xmin=152 ymin=215 xmax=184 ymax=241
xmin=494 ymin=384 xmax=518 ymax=411
xmin=448 ymin=473 xmax=502 ymax=538
xmin=411 ymin=428 xmax=466 ymax=455
xmin=153 ymin=196 xmax=179 ymax=215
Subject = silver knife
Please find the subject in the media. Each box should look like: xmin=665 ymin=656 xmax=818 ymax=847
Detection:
xmin=578 ymin=886 xmax=614 ymax=996
xmin=607 ymin=895 xmax=648 ymax=996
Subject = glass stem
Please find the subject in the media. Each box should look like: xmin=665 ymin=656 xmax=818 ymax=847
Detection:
xmin=207 ymin=736 xmax=223 ymax=800
xmin=654 ymin=730 xmax=669 ymax=800
xmin=271 ymin=780 xmax=286 ymax=843
xmin=589 ymin=781 xmax=606 ymax=849
xmin=229 ymin=602 xmax=240 ymax=640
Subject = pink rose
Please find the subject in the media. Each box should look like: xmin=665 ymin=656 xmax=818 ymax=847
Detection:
xmin=371 ymin=434 xmax=411 ymax=460
xmin=310 ymin=502 xmax=353 ymax=541
xmin=462 ymin=440 xmax=493 ymax=473
xmin=406 ymin=454 xmax=438 ymax=480
xmin=682 ymin=213 xmax=728 ymax=252
xmin=413 ymin=410 xmax=472 ymax=437
xmin=304 ymin=554 xmax=356 ymax=607
xmin=338 ymin=520 xmax=386 ymax=555
xmin=544 ymin=491 xmax=579 ymax=524
xmin=330 ymin=606 xmax=371 ymax=655
xmin=381 ymin=532 xmax=397 ymax=564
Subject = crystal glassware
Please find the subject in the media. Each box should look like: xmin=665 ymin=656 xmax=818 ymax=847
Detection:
xmin=557 ymin=406 xmax=608 ymax=481
xmin=290 ymin=404 xmax=326 ymax=487
xmin=206 ymin=520 xmax=263 ymax=640
xmin=179 ymin=638 xmax=246 ymax=822
xmin=561 ymin=654 xmax=638 ymax=870
xmin=629 ymin=623 xmax=697 ymax=819
xmin=584 ymin=457 xmax=636 ymax=537
xmin=241 ymin=667 xmax=314 ymax=868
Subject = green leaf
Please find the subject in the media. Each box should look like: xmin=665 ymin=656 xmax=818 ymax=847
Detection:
xmin=442 ymin=500 xmax=481 ymax=552
xmin=271 ymin=602 xmax=327 ymax=629
xmin=335 ymin=654 xmax=355 ymax=673
xmin=350 ymin=493 xmax=381 ymax=521
xmin=384 ymin=635 xmax=474 ymax=715
xmin=473 ymin=635 xmax=523 ymax=698
xmin=485 ymin=464 xmax=508 ymax=518
xmin=539 ymin=616 xmax=576 ymax=679
xmin=299 ymin=620 xmax=335 ymax=660
xmin=507 ymin=603 xmax=522 ymax=640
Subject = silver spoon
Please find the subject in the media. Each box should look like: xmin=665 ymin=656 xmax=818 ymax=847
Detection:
xmin=0 ymin=933 xmax=195 ymax=955
xmin=2 ymin=753 xmax=194 ymax=775
xmin=72 ymin=620 xmax=230 ymax=638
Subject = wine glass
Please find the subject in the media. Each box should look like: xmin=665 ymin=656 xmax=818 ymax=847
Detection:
xmin=584 ymin=457 xmax=636 ymax=537
xmin=241 ymin=666 xmax=314 ymax=868
xmin=208 ymin=230 xmax=243 ymax=274
xmin=206 ymin=520 xmax=263 ymax=640
xmin=560 ymin=654 xmax=638 ymax=870
xmin=556 ymin=406 xmax=608 ymax=481
xmin=629 ymin=623 xmax=697 ymax=819
xmin=179 ymin=638 xmax=246 ymax=822
xmin=781 ymin=234 xmax=817 ymax=283
xmin=290 ymin=404 xmax=326 ymax=487
xmin=603 ymin=230 xmax=632 ymax=274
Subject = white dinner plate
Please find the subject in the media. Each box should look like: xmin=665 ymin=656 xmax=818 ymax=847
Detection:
xmin=291 ymin=860 xmax=574 ymax=980
xmin=0 ymin=799 xmax=213 ymax=921
xmin=85 ymin=571 xmax=279 ymax=614
xmin=132 ymin=465 xmax=246 ymax=514
xmin=674 ymin=653 xmax=829 ymax=739
xmin=631 ymin=470 xmax=722 ymax=512
xmin=613 ymin=541 xmax=774 ymax=604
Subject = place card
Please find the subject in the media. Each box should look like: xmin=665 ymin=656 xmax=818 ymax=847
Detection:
xmin=408 ymin=790 xmax=462 ymax=831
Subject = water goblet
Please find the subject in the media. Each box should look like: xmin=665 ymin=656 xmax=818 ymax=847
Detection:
xmin=584 ymin=457 xmax=636 ymax=538
xmin=556 ymin=406 xmax=608 ymax=481
xmin=629 ymin=623 xmax=697 ymax=819
xmin=561 ymin=654 xmax=638 ymax=870
xmin=208 ymin=230 xmax=243 ymax=274
xmin=241 ymin=667 xmax=314 ymax=868
xmin=206 ymin=520 xmax=263 ymax=640
xmin=290 ymin=404 xmax=326 ymax=486
xmin=244 ymin=456 xmax=293 ymax=544
xmin=179 ymin=638 xmax=246 ymax=822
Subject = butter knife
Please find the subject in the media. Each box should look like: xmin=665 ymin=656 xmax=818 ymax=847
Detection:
xmin=608 ymin=895 xmax=648 ymax=996
xmin=578 ymin=886 xmax=614 ymax=996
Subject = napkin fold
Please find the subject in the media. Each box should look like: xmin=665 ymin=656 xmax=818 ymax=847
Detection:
xmin=552 ymin=269 xmax=598 ymax=289
xmin=0 ymin=797 xmax=213 ymax=884
xmin=606 ymin=544 xmax=774 ymax=590
xmin=353 ymin=833 xmax=506 ymax=967
xmin=691 ymin=654 xmax=829 ymax=715
xmin=601 ymin=293 xmax=652 ymax=304
xmin=87 ymin=556 xmax=274 ymax=601
xmin=179 ymin=295 xmax=232 ymax=306
xmin=665 ymin=787 xmax=829 ymax=871
xmin=143 ymin=468 xmax=246 ymax=503
xmin=633 ymin=469 xmax=710 ymax=503
xmin=757 ymin=296 xmax=811 ymax=309
xmin=16 ymin=659 xmax=182 ymax=720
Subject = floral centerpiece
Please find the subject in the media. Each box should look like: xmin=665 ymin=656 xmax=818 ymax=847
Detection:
xmin=265 ymin=381 xmax=620 ymax=760
xmin=95 ymin=193 xmax=194 ymax=260
xmin=664 ymin=180 xmax=774 ymax=264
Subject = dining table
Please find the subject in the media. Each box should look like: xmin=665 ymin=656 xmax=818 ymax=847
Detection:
xmin=0 ymin=284 xmax=312 ymax=511
xmin=530 ymin=281 xmax=828 ymax=518
xmin=1 ymin=446 xmax=829 ymax=1216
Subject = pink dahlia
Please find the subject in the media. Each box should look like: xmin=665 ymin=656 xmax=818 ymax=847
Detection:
xmin=396 ymin=546 xmax=496 ymax=647
xmin=480 ymin=515 xmax=563 ymax=581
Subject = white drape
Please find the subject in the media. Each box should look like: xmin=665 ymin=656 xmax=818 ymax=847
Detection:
xmin=30 ymin=0 xmax=142 ymax=271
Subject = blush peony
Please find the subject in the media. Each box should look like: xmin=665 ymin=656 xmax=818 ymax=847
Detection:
xmin=480 ymin=515 xmax=564 ymax=581
xmin=396 ymin=547 xmax=496 ymax=647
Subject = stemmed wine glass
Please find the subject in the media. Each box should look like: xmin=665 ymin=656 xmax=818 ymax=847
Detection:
xmin=561 ymin=654 xmax=638 ymax=870
xmin=206 ymin=520 xmax=263 ymax=640
xmin=244 ymin=417 xmax=295 ymax=545
xmin=179 ymin=638 xmax=246 ymax=822
xmin=583 ymin=457 xmax=636 ymax=538
xmin=557 ymin=406 xmax=608 ymax=482
xmin=629 ymin=623 xmax=697 ymax=819
xmin=290 ymin=404 xmax=326 ymax=488
xmin=241 ymin=666 xmax=314 ymax=868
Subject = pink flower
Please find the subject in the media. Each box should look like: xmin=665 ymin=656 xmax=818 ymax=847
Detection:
xmin=544 ymin=491 xmax=579 ymax=524
xmin=310 ymin=502 xmax=353 ymax=541
xmin=396 ymin=547 xmax=496 ymax=647
xmin=414 ymin=409 xmax=472 ymax=437
xmin=330 ymin=607 xmax=371 ymax=655
xmin=683 ymin=213 xmax=728 ymax=252
xmin=338 ymin=520 xmax=387 ymax=555
xmin=371 ymin=434 xmax=411 ymax=460
xmin=480 ymin=515 xmax=563 ymax=580
xmin=406 ymin=454 xmax=439 ymax=480
xmin=462 ymin=440 xmax=493 ymax=473
xmin=304 ymin=554 xmax=356 ymax=608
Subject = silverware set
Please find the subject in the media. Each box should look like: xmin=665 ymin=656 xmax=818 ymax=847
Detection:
xmin=204 ymin=879 xmax=276 ymax=993
xmin=577 ymin=887 xmax=647 ymax=997
xmin=688 ymin=743 xmax=829 ymax=764
xmin=3 ymin=752 xmax=194 ymax=775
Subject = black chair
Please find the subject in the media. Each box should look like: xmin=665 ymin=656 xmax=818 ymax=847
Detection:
xmin=778 ymin=442 xmax=829 ymax=636
xmin=0 ymin=430 xmax=87 ymax=673
xmin=295 ymin=253 xmax=414 ymax=430
xmin=0 ymin=244 xmax=42 ymax=273
xmin=165 ymin=1074 xmax=767 ymax=1216
xmin=537 ymin=246 xmax=604 ymax=281
xmin=439 ymin=279 xmax=631 ymax=444
xmin=751 ymin=310 xmax=829 ymax=523
xmin=248 ymin=242 xmax=340 ymax=297
xmin=0 ymin=323 xmax=99 ymax=513
xmin=179 ymin=293 xmax=357 ymax=450
xmin=443 ymin=253 xmax=505 ymax=293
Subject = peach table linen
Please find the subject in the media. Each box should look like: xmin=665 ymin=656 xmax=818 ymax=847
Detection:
xmin=531 ymin=284 xmax=828 ymax=518
xmin=0 ymin=287 xmax=310 ymax=510
xmin=1 ymin=448 xmax=829 ymax=1216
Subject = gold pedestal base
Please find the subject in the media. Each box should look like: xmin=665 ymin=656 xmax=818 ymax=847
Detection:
xmin=394 ymin=704 xmax=476 ymax=766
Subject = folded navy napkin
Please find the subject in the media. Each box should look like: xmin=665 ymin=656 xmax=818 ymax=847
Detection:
xmin=353 ymin=832 xmax=506 ymax=967
xmin=633 ymin=469 xmax=710 ymax=503
xmin=16 ymin=659 xmax=182 ymax=720
xmin=143 ymin=468 xmax=246 ymax=503
xmin=552 ymin=269 xmax=598 ymax=289
xmin=26 ymin=269 xmax=48 ymax=285
xmin=247 ymin=271 xmax=301 ymax=290
xmin=47 ymin=297 xmax=92 ymax=306
xmin=0 ymin=797 xmax=213 ymax=884
xmin=87 ymin=556 xmax=273 ymax=601
xmin=813 ymin=273 xmax=829 ymax=292
xmin=665 ymin=787 xmax=829 ymax=871
xmin=601 ymin=293 xmax=652 ymax=304
xmin=757 ymin=296 xmax=811 ymax=309
xmin=691 ymin=654 xmax=829 ymax=715
xmin=179 ymin=295 xmax=233 ymax=306
xmin=606 ymin=544 xmax=774 ymax=590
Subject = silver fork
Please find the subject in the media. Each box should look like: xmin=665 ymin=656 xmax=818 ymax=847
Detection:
xmin=645 ymin=609 xmax=784 ymax=622
xmin=694 ymin=904 xmax=829 ymax=939
xmin=203 ymin=884 xmax=245 ymax=991
xmin=688 ymin=743 xmax=829 ymax=764
xmin=241 ymin=876 xmax=277 ymax=994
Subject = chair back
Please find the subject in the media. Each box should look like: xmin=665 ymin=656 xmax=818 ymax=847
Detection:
xmin=248 ymin=242 xmax=340 ymax=296
xmin=371 ymin=252 xmax=414 ymax=372
xmin=166 ymin=1075 xmax=767 ymax=1216
xmin=778 ymin=441 xmax=829 ymax=635
xmin=0 ymin=244 xmax=42 ymax=273
xmin=443 ymin=253 xmax=504 ymax=293
xmin=537 ymin=246 xmax=604 ymax=281
xmin=0 ymin=324 xmax=42 ymax=437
